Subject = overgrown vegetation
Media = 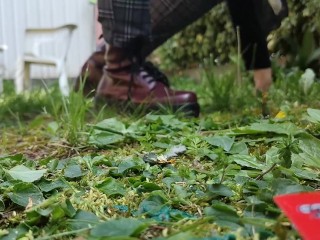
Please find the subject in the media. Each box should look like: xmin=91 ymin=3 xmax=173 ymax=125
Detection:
xmin=157 ymin=0 xmax=320 ymax=74
xmin=1 ymin=63 xmax=320 ymax=239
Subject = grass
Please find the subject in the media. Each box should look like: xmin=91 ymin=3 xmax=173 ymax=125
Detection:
xmin=0 ymin=65 xmax=320 ymax=240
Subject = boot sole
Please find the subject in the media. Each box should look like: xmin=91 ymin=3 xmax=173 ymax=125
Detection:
xmin=95 ymin=97 xmax=200 ymax=117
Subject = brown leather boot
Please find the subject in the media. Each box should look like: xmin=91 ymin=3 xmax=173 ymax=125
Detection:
xmin=95 ymin=46 xmax=200 ymax=117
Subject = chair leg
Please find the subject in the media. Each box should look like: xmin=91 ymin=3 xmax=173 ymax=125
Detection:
xmin=59 ymin=65 xmax=69 ymax=96
xmin=15 ymin=58 xmax=25 ymax=94
xmin=0 ymin=78 xmax=3 ymax=94
xmin=15 ymin=59 xmax=31 ymax=94
xmin=24 ymin=63 xmax=31 ymax=90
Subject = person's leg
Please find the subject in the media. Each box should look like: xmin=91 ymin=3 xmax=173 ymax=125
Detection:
xmin=142 ymin=0 xmax=223 ymax=57
xmin=97 ymin=0 xmax=152 ymax=51
xmin=77 ymin=0 xmax=220 ymax=97
xmin=96 ymin=0 xmax=207 ymax=116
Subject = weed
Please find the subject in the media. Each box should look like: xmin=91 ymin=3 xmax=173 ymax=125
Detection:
xmin=0 ymin=84 xmax=60 ymax=126
xmin=200 ymin=57 xmax=256 ymax=112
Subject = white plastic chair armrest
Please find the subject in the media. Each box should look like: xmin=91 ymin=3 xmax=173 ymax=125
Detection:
xmin=0 ymin=45 xmax=7 ymax=51
xmin=26 ymin=24 xmax=77 ymax=34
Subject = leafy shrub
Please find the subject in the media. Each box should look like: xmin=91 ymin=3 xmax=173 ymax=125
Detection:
xmin=156 ymin=2 xmax=235 ymax=70
xmin=270 ymin=0 xmax=320 ymax=74
xmin=157 ymin=0 xmax=320 ymax=73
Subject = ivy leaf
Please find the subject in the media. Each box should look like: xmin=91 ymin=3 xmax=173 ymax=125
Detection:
xmin=64 ymin=164 xmax=83 ymax=179
xmin=118 ymin=158 xmax=145 ymax=174
xmin=37 ymin=178 xmax=68 ymax=192
xmin=204 ymin=202 xmax=242 ymax=229
xmin=69 ymin=210 xmax=100 ymax=230
xmin=6 ymin=165 xmax=47 ymax=183
xmin=173 ymin=184 xmax=191 ymax=199
xmin=135 ymin=182 xmax=162 ymax=193
xmin=7 ymin=183 xmax=44 ymax=207
xmin=96 ymin=178 xmax=126 ymax=197
xmin=90 ymin=218 xmax=150 ymax=237
xmin=207 ymin=184 xmax=234 ymax=197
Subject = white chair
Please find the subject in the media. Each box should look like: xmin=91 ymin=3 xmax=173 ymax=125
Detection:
xmin=15 ymin=24 xmax=77 ymax=96
xmin=0 ymin=44 xmax=7 ymax=94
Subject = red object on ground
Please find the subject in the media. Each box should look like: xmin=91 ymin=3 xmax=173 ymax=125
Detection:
xmin=274 ymin=192 xmax=320 ymax=240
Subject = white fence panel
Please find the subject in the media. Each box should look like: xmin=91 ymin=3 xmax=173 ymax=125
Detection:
xmin=0 ymin=0 xmax=96 ymax=80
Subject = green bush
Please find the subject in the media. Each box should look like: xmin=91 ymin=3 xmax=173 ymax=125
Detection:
xmin=156 ymin=2 xmax=235 ymax=70
xmin=157 ymin=0 xmax=320 ymax=72
xmin=270 ymin=0 xmax=320 ymax=73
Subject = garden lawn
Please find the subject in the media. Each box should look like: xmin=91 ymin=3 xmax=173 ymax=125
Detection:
xmin=0 ymin=66 xmax=320 ymax=240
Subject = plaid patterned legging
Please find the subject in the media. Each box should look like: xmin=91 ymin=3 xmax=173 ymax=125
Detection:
xmin=98 ymin=0 xmax=271 ymax=70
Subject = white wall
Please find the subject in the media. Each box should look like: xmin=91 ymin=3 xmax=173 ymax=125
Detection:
xmin=0 ymin=0 xmax=96 ymax=79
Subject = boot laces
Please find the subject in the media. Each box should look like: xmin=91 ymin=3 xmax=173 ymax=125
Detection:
xmin=128 ymin=60 xmax=170 ymax=101
xmin=141 ymin=61 xmax=170 ymax=87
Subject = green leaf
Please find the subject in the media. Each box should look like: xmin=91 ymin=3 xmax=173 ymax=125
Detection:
xmin=0 ymin=154 xmax=24 ymax=163
xmin=265 ymin=146 xmax=280 ymax=165
xmin=96 ymin=178 xmax=126 ymax=197
xmin=136 ymin=182 xmax=162 ymax=193
xmin=69 ymin=210 xmax=100 ymax=230
xmin=64 ymin=164 xmax=83 ymax=178
xmin=6 ymin=165 xmax=47 ymax=183
xmin=90 ymin=218 xmax=150 ymax=237
xmin=173 ymin=184 xmax=191 ymax=199
xmin=205 ymin=136 xmax=235 ymax=152
xmin=7 ymin=182 xmax=44 ymax=207
xmin=207 ymin=184 xmax=234 ymax=197
xmin=37 ymin=178 xmax=68 ymax=192
xmin=61 ymin=199 xmax=76 ymax=217
xmin=89 ymin=130 xmax=125 ymax=146
xmin=162 ymin=176 xmax=183 ymax=188
xmin=292 ymin=167 xmax=320 ymax=181
xmin=233 ymin=122 xmax=302 ymax=136
xmin=297 ymin=134 xmax=320 ymax=168
xmin=118 ymin=158 xmax=145 ymax=174
xmin=229 ymin=142 xmax=248 ymax=155
xmin=0 ymin=225 xmax=28 ymax=240
xmin=230 ymin=155 xmax=265 ymax=170
xmin=26 ymin=211 xmax=43 ymax=225
xmin=95 ymin=118 xmax=126 ymax=133
xmin=137 ymin=191 xmax=168 ymax=215
xmin=51 ymin=205 xmax=66 ymax=222
xmin=272 ymin=178 xmax=313 ymax=195
xmin=204 ymin=202 xmax=241 ymax=229
xmin=47 ymin=121 xmax=59 ymax=134
xmin=251 ymin=122 xmax=302 ymax=135
xmin=307 ymin=108 xmax=320 ymax=123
